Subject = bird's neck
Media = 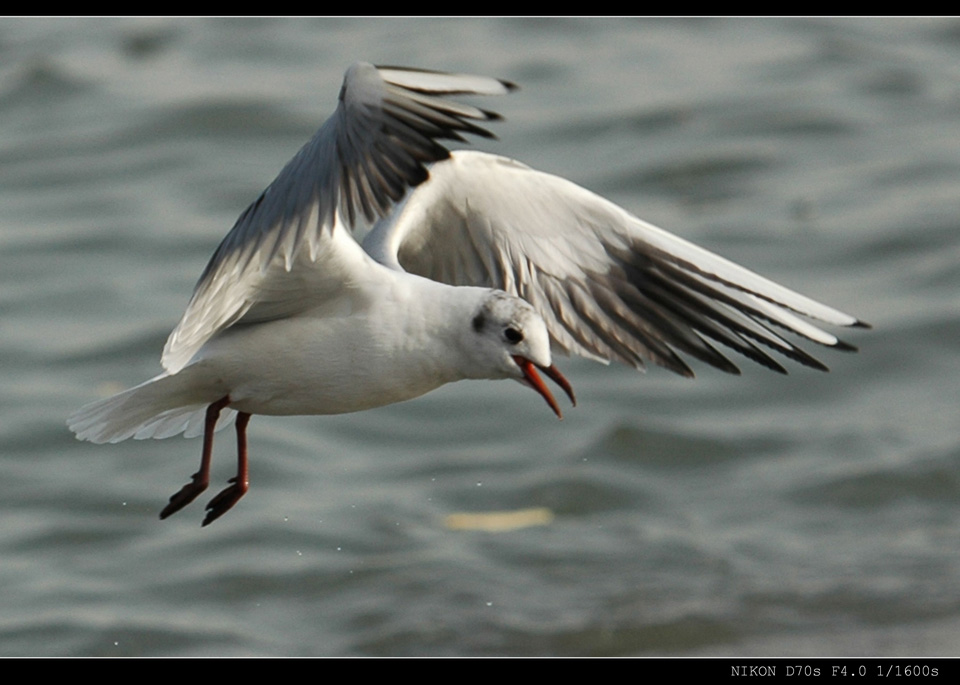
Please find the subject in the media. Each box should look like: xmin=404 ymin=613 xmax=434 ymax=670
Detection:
xmin=374 ymin=276 xmax=493 ymax=385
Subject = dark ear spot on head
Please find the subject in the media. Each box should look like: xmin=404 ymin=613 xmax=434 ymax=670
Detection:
xmin=472 ymin=312 xmax=486 ymax=333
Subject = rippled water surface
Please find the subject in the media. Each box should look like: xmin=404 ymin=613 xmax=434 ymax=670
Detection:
xmin=2 ymin=18 xmax=958 ymax=656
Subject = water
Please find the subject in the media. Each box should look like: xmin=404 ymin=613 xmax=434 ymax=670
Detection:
xmin=2 ymin=17 xmax=958 ymax=656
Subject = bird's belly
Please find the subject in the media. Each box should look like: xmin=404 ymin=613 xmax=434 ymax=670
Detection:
xmin=191 ymin=315 xmax=454 ymax=417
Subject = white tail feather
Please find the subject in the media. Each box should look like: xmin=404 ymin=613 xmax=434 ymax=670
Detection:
xmin=68 ymin=371 xmax=232 ymax=444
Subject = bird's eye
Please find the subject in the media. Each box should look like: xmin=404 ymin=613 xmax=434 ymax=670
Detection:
xmin=503 ymin=326 xmax=524 ymax=344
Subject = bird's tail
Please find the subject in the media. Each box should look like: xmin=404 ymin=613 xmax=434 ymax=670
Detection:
xmin=68 ymin=370 xmax=234 ymax=444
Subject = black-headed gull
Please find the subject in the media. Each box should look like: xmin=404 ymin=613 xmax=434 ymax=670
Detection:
xmin=68 ymin=63 xmax=867 ymax=526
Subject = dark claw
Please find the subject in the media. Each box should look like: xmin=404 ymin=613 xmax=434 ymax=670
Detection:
xmin=201 ymin=477 xmax=248 ymax=527
xmin=159 ymin=471 xmax=208 ymax=520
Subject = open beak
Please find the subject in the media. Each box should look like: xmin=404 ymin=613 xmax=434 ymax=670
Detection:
xmin=512 ymin=355 xmax=577 ymax=419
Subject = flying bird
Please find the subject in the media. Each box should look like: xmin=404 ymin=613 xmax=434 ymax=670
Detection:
xmin=68 ymin=62 xmax=867 ymax=526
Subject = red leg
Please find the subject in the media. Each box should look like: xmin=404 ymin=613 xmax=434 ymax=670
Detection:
xmin=160 ymin=396 xmax=231 ymax=520
xmin=202 ymin=410 xmax=251 ymax=527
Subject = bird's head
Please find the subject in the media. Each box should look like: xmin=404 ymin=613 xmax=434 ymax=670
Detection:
xmin=463 ymin=290 xmax=575 ymax=418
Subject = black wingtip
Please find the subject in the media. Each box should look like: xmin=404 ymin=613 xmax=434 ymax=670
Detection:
xmin=500 ymin=78 xmax=520 ymax=92
xmin=833 ymin=339 xmax=859 ymax=353
xmin=480 ymin=108 xmax=505 ymax=123
xmin=709 ymin=356 xmax=744 ymax=376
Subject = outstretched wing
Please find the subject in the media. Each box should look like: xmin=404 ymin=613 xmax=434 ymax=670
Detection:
xmin=162 ymin=63 xmax=515 ymax=373
xmin=363 ymin=151 xmax=868 ymax=377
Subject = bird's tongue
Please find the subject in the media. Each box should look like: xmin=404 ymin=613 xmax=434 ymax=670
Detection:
xmin=512 ymin=356 xmax=576 ymax=419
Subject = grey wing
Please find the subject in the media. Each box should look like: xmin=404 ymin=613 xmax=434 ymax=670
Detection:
xmin=364 ymin=151 xmax=869 ymax=377
xmin=162 ymin=63 xmax=515 ymax=373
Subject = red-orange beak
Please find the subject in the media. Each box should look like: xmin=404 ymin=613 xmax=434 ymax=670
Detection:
xmin=512 ymin=355 xmax=576 ymax=419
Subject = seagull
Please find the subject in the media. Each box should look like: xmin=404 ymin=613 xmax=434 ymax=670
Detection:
xmin=68 ymin=62 xmax=867 ymax=526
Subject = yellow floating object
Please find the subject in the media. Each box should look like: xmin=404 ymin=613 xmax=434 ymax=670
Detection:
xmin=444 ymin=507 xmax=554 ymax=532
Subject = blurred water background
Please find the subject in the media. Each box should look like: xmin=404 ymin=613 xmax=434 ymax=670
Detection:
xmin=1 ymin=17 xmax=958 ymax=656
